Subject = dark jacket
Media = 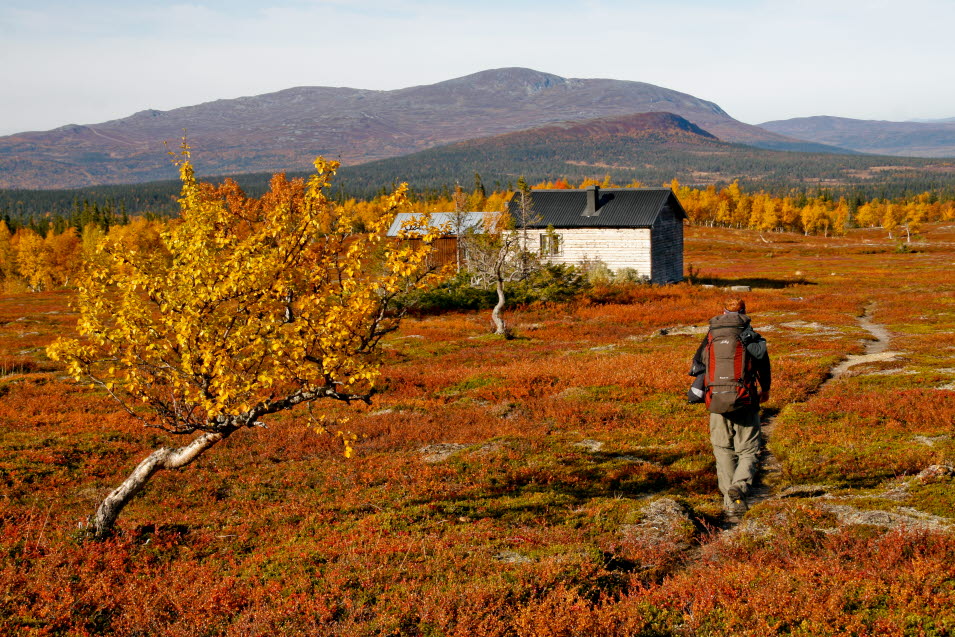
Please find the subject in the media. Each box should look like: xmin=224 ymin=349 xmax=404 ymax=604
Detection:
xmin=691 ymin=312 xmax=771 ymax=394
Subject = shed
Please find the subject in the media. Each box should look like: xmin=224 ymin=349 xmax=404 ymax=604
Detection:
xmin=508 ymin=186 xmax=688 ymax=283
xmin=386 ymin=211 xmax=488 ymax=268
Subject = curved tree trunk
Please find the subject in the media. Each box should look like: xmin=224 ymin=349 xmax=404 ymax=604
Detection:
xmin=93 ymin=430 xmax=232 ymax=539
xmin=491 ymin=278 xmax=507 ymax=335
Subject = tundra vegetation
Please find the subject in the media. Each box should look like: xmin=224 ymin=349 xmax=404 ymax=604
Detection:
xmin=2 ymin=193 xmax=955 ymax=632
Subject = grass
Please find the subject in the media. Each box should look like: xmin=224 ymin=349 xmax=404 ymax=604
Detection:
xmin=1 ymin=223 xmax=954 ymax=634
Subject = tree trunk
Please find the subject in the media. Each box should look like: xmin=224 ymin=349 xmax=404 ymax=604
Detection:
xmin=491 ymin=277 xmax=506 ymax=335
xmin=92 ymin=430 xmax=231 ymax=539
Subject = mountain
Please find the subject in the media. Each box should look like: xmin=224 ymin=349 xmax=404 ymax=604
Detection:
xmin=759 ymin=116 xmax=955 ymax=158
xmin=6 ymin=110 xmax=955 ymax=220
xmin=333 ymin=111 xmax=955 ymax=198
xmin=0 ymin=68 xmax=841 ymax=190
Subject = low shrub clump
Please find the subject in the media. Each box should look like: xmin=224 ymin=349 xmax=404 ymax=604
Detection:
xmin=411 ymin=263 xmax=589 ymax=313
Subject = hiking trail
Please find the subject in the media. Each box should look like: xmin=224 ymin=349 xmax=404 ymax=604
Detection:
xmin=734 ymin=302 xmax=894 ymax=521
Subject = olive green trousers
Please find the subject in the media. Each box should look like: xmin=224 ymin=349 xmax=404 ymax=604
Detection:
xmin=709 ymin=409 xmax=762 ymax=508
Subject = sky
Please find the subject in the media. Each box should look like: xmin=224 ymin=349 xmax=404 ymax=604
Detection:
xmin=1 ymin=0 xmax=953 ymax=136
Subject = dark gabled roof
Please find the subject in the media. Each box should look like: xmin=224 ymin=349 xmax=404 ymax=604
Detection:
xmin=508 ymin=188 xmax=687 ymax=229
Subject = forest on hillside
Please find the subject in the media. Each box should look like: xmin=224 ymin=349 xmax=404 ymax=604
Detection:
xmin=4 ymin=138 xmax=955 ymax=223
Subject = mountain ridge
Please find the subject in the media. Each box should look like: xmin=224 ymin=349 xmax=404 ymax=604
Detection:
xmin=332 ymin=111 xmax=955 ymax=198
xmin=6 ymin=110 xmax=955 ymax=220
xmin=0 ymin=67 xmax=824 ymax=190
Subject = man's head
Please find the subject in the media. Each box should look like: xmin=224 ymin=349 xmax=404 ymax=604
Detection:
xmin=723 ymin=298 xmax=746 ymax=314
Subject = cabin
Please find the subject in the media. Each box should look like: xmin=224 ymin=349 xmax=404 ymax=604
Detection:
xmin=386 ymin=187 xmax=688 ymax=283
xmin=509 ymin=186 xmax=687 ymax=284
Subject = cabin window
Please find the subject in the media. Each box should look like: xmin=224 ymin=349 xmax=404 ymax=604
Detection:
xmin=540 ymin=232 xmax=561 ymax=256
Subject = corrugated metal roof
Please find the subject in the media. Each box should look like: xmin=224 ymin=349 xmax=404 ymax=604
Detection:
xmin=508 ymin=188 xmax=688 ymax=229
xmin=386 ymin=211 xmax=487 ymax=237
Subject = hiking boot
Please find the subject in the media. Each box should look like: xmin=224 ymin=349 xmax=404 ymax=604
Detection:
xmin=727 ymin=486 xmax=748 ymax=515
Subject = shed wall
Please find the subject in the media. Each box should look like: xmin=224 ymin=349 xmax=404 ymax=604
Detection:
xmin=395 ymin=237 xmax=459 ymax=269
xmin=650 ymin=205 xmax=684 ymax=283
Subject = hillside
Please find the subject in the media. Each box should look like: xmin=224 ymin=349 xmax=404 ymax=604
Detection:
xmin=0 ymin=68 xmax=838 ymax=190
xmin=5 ymin=111 xmax=955 ymax=219
xmin=335 ymin=112 xmax=955 ymax=198
xmin=760 ymin=115 xmax=955 ymax=157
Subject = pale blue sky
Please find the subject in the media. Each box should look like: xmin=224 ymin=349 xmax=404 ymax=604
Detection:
xmin=1 ymin=0 xmax=952 ymax=135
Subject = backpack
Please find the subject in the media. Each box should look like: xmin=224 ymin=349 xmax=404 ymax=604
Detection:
xmin=703 ymin=315 xmax=760 ymax=414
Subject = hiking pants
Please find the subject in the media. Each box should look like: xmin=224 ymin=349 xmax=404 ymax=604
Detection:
xmin=709 ymin=409 xmax=761 ymax=507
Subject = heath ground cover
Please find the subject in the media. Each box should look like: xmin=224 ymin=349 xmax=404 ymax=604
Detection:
xmin=1 ymin=224 xmax=954 ymax=635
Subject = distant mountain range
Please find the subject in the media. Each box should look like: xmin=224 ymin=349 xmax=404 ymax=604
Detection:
xmin=758 ymin=116 xmax=955 ymax=158
xmin=0 ymin=68 xmax=846 ymax=190
xmin=2 ymin=67 xmax=953 ymax=192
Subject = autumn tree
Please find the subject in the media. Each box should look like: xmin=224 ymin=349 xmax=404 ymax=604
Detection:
xmin=0 ymin=221 xmax=13 ymax=283
xmin=44 ymin=227 xmax=82 ymax=286
xmin=512 ymin=176 xmax=541 ymax=279
xmin=465 ymin=211 xmax=522 ymax=336
xmin=48 ymin=151 xmax=444 ymax=539
xmin=855 ymin=201 xmax=882 ymax=228
xmin=882 ymin=202 xmax=902 ymax=239
xmin=461 ymin=179 xmax=544 ymax=336
xmin=832 ymin=198 xmax=851 ymax=235
xmin=13 ymin=228 xmax=51 ymax=291
xmin=450 ymin=184 xmax=470 ymax=272
xmin=901 ymin=202 xmax=926 ymax=243
xmin=748 ymin=193 xmax=777 ymax=242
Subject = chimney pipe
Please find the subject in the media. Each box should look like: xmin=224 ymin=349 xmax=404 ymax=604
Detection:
xmin=585 ymin=185 xmax=599 ymax=216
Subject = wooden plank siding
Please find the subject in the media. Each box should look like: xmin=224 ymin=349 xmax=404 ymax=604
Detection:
xmin=650 ymin=205 xmax=684 ymax=283
xmin=521 ymin=228 xmax=653 ymax=277
xmin=393 ymin=237 xmax=460 ymax=269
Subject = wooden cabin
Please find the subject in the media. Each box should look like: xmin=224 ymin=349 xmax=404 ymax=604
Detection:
xmin=386 ymin=188 xmax=688 ymax=283
xmin=509 ymin=186 xmax=687 ymax=283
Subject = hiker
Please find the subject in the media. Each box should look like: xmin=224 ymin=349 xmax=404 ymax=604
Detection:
xmin=690 ymin=298 xmax=771 ymax=516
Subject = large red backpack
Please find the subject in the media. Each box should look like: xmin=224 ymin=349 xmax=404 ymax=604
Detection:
xmin=704 ymin=317 xmax=759 ymax=414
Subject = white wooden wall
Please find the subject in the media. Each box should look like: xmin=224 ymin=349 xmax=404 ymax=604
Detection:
xmin=521 ymin=228 xmax=653 ymax=276
xmin=520 ymin=214 xmax=685 ymax=284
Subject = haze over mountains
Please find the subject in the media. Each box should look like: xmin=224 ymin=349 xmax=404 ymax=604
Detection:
xmin=0 ymin=68 xmax=842 ymax=190
xmin=759 ymin=116 xmax=955 ymax=158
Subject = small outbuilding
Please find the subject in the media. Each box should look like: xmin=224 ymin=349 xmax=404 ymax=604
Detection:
xmin=509 ymin=186 xmax=688 ymax=284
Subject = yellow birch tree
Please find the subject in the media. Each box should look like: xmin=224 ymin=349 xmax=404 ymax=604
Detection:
xmin=48 ymin=150 xmax=444 ymax=539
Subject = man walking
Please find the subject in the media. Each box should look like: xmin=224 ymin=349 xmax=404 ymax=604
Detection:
xmin=691 ymin=298 xmax=771 ymax=517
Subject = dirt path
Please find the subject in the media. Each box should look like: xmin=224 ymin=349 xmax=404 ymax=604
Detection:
xmin=828 ymin=307 xmax=899 ymax=381
xmin=736 ymin=303 xmax=894 ymax=520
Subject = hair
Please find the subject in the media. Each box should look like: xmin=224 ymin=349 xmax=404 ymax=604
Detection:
xmin=724 ymin=298 xmax=746 ymax=314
